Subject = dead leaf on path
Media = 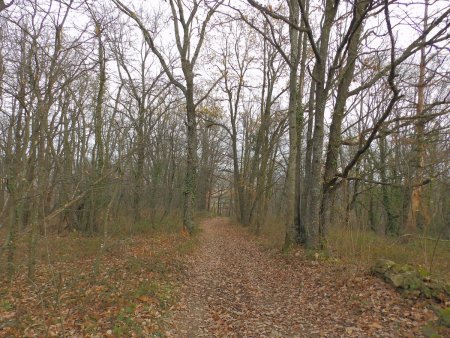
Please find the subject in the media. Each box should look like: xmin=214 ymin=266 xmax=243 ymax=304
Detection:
xmin=167 ymin=218 xmax=443 ymax=337
xmin=137 ymin=295 xmax=158 ymax=304
xmin=369 ymin=322 xmax=383 ymax=329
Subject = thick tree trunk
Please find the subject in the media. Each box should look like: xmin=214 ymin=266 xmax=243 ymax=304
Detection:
xmin=320 ymin=0 xmax=369 ymax=245
xmin=294 ymin=0 xmax=309 ymax=245
xmin=304 ymin=0 xmax=338 ymax=248
xmin=284 ymin=0 xmax=301 ymax=246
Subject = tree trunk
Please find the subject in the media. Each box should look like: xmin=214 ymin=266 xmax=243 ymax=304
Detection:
xmin=405 ymin=0 xmax=428 ymax=235
xmin=319 ymin=0 xmax=369 ymax=245
xmin=304 ymin=0 xmax=338 ymax=248
xmin=183 ymin=74 xmax=198 ymax=233
xmin=284 ymin=0 xmax=301 ymax=246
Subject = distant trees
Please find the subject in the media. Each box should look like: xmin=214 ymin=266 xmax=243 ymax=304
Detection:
xmin=0 ymin=0 xmax=185 ymax=280
xmin=112 ymin=0 xmax=224 ymax=233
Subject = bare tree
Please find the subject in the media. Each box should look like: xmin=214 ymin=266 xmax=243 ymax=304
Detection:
xmin=112 ymin=0 xmax=224 ymax=233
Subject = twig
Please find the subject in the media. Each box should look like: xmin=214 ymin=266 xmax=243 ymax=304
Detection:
xmin=396 ymin=233 xmax=450 ymax=242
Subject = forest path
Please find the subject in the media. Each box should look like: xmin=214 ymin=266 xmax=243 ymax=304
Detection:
xmin=166 ymin=217 xmax=433 ymax=337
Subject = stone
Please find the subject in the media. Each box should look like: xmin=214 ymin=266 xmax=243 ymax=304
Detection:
xmin=372 ymin=259 xmax=450 ymax=301
xmin=373 ymin=259 xmax=396 ymax=274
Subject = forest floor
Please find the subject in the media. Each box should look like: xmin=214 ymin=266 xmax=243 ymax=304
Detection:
xmin=0 ymin=217 xmax=448 ymax=337
xmin=0 ymin=224 xmax=194 ymax=337
xmin=166 ymin=217 xmax=447 ymax=337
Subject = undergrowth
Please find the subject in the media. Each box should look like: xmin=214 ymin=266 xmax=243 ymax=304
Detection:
xmin=0 ymin=212 xmax=198 ymax=337
xmin=256 ymin=217 xmax=450 ymax=279
xmin=327 ymin=227 xmax=450 ymax=279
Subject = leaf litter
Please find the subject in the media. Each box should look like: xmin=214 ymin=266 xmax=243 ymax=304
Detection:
xmin=1 ymin=217 xmax=447 ymax=337
xmin=166 ymin=218 xmax=446 ymax=337
xmin=0 ymin=232 xmax=189 ymax=337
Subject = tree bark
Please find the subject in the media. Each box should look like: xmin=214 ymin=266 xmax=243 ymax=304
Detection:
xmin=320 ymin=0 xmax=370 ymax=245
xmin=405 ymin=0 xmax=429 ymax=234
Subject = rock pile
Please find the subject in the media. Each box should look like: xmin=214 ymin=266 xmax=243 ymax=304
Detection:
xmin=373 ymin=259 xmax=450 ymax=301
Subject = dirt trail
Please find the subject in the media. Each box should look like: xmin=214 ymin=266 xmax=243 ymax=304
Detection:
xmin=167 ymin=218 xmax=434 ymax=337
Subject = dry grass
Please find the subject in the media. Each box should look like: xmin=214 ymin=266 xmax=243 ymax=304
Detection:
xmin=0 ymin=211 xmax=184 ymax=269
xmin=257 ymin=218 xmax=450 ymax=279
xmin=327 ymin=227 xmax=450 ymax=279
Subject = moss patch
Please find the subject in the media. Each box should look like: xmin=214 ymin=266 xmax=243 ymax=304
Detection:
xmin=373 ymin=259 xmax=450 ymax=301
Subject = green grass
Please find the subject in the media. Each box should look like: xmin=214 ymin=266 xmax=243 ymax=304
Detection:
xmin=0 ymin=299 xmax=13 ymax=311
xmin=134 ymin=280 xmax=173 ymax=307
xmin=113 ymin=303 xmax=142 ymax=336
